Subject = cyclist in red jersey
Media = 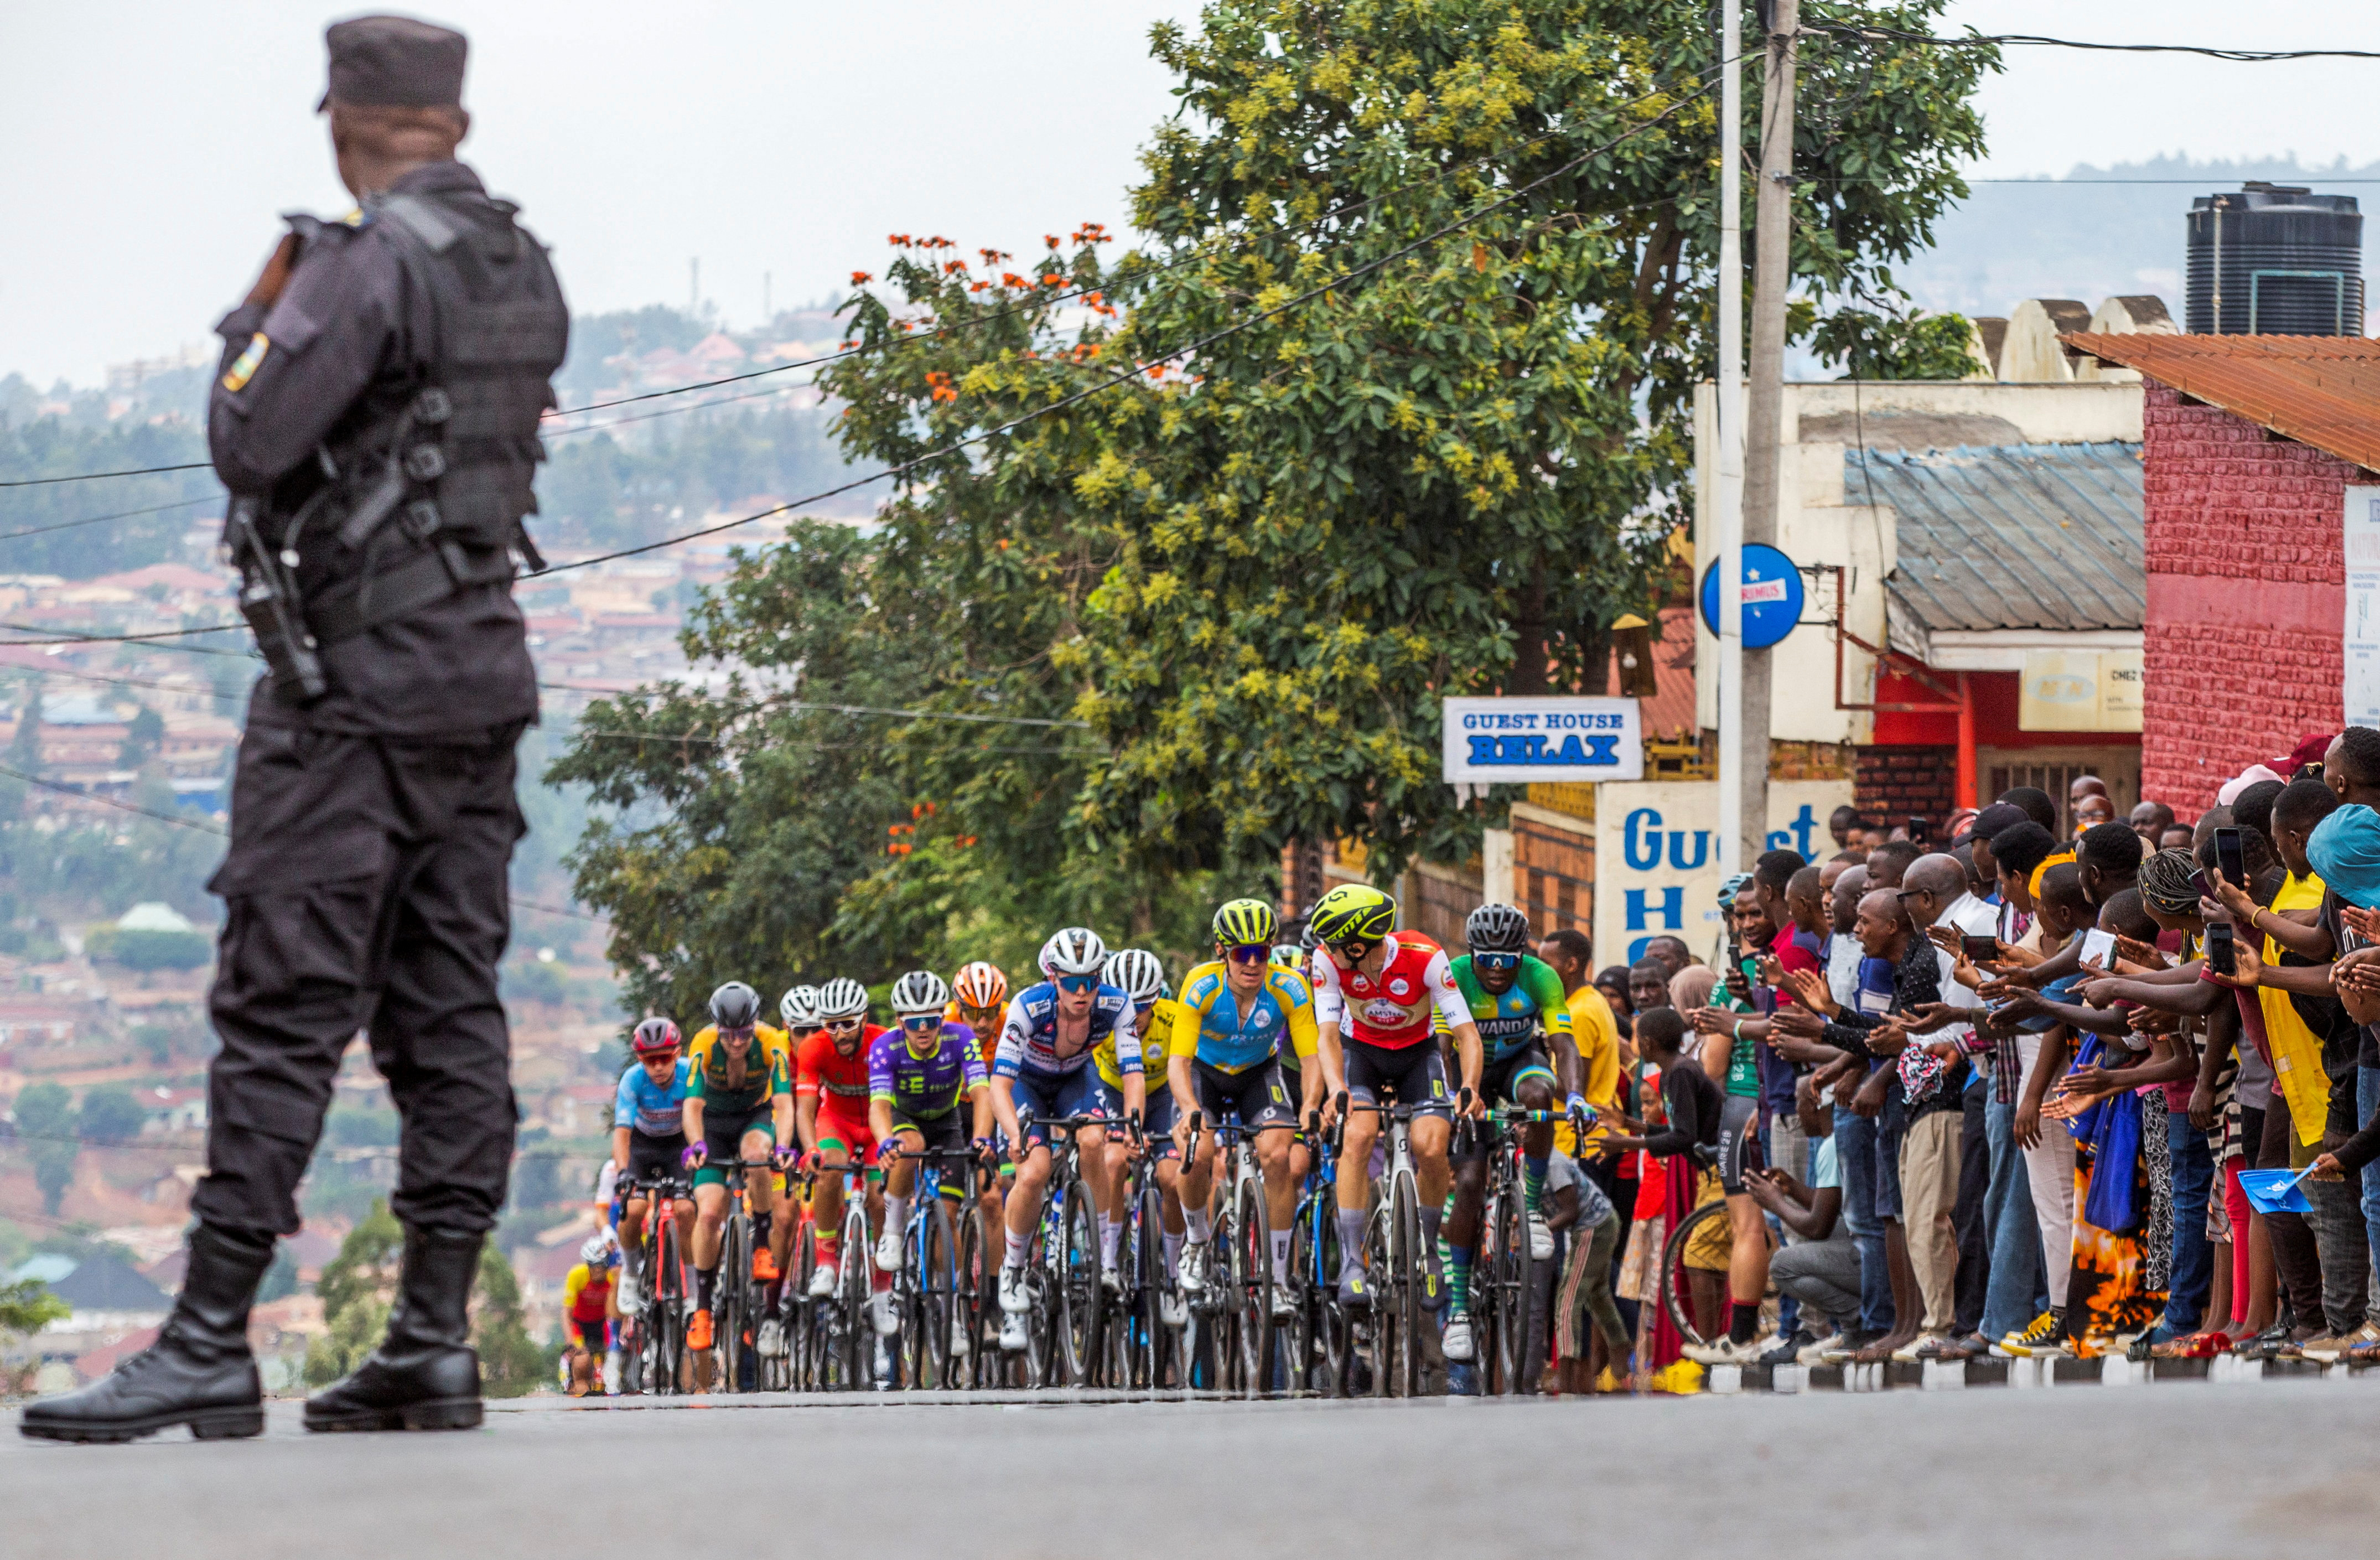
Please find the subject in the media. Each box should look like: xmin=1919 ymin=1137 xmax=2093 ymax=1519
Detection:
xmin=1306 ymin=884 xmax=1482 ymax=1305
xmin=798 ymin=977 xmax=890 ymax=1301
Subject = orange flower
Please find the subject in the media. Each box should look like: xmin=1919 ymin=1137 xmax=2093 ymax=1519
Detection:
xmin=1002 ymin=273 xmax=1027 ymax=289
xmin=1045 ymin=235 xmax=1061 ymax=250
xmin=969 ymin=282 xmax=988 ymax=292
xmin=943 ymin=260 xmax=968 ymax=274
xmin=850 ymin=271 xmax=872 ymax=285
xmin=1041 ymin=273 xmax=1065 ymax=287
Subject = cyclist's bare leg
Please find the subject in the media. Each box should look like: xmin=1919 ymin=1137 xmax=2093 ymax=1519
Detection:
xmin=1411 ymin=1115 xmax=1454 ymax=1207
xmin=1255 ymin=1124 xmax=1296 ymax=1232
xmin=620 ymin=1194 xmax=650 ymax=1255
xmin=811 ymin=1162 xmax=848 ymax=1274
xmin=1726 ymin=1191 xmax=1770 ymax=1326
xmin=1332 ymin=1108 xmax=1380 ymax=1291
xmin=739 ymin=1129 xmax=778 ymax=1273
xmin=691 ymin=1182 xmax=728 ymax=1269
xmin=1004 ymin=1142 xmax=1054 ymax=1261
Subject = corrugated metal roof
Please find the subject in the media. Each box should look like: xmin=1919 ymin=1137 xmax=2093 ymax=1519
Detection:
xmin=1848 ymin=442 xmax=2144 ymax=634
xmin=2065 ymin=333 xmax=2380 ymax=473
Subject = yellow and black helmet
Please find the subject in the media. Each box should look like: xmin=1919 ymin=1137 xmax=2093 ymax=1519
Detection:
xmin=1306 ymin=884 xmax=1396 ymax=948
xmin=1211 ymin=897 xmax=1279 ymax=949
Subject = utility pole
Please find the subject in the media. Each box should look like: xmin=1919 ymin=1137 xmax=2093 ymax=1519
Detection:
xmin=1739 ymin=0 xmax=1798 ymax=868
xmin=1715 ymin=0 xmax=1746 ymax=878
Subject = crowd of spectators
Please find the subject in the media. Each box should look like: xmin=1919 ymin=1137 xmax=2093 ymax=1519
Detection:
xmin=1532 ymin=730 xmax=2380 ymax=1392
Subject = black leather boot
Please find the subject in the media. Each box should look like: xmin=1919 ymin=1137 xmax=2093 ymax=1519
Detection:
xmin=303 ymin=1226 xmax=484 ymax=1432
xmin=19 ymin=1224 xmax=272 ymax=1443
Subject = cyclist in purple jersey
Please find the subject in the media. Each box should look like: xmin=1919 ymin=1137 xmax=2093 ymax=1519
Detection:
xmin=870 ymin=972 xmax=995 ymax=1278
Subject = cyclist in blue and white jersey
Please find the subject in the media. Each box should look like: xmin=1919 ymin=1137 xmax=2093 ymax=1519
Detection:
xmin=988 ymin=926 xmax=1137 ymax=1350
xmin=611 ymin=1017 xmax=694 ymax=1310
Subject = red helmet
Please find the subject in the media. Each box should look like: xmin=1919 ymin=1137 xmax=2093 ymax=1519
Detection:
xmin=631 ymin=1017 xmax=681 ymax=1058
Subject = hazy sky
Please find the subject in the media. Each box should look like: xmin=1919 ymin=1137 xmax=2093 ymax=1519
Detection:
xmin=3 ymin=0 xmax=2375 ymax=386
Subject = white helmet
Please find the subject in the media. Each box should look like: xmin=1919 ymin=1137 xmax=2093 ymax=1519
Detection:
xmin=815 ymin=977 xmax=871 ymax=1020
xmin=580 ymin=1234 xmax=615 ymax=1267
xmin=1102 ymin=947 xmax=1164 ymax=1004
xmin=779 ymin=983 xmax=822 ymax=1029
xmin=889 ymin=969 xmax=952 ymax=1017
xmin=1038 ymin=927 xmax=1107 ymax=979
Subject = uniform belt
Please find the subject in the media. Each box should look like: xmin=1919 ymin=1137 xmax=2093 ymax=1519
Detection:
xmin=305 ymin=540 xmax=511 ymax=646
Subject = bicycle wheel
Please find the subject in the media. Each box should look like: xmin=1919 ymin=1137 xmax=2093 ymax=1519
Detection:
xmin=922 ymin=1199 xmax=958 ymax=1389
xmin=1283 ymin=1196 xmax=1317 ymax=1396
xmin=1131 ymin=1174 xmax=1165 ymax=1390
xmin=1661 ymin=1198 xmax=1730 ymax=1350
xmin=1392 ymin=1172 xmax=1423 ymax=1398
xmin=1362 ymin=1199 xmax=1396 ymax=1398
xmin=1233 ymin=1174 xmax=1273 ymax=1395
xmin=1487 ymin=1174 xmax=1533 ymax=1395
xmin=1056 ymin=1183 xmax=1102 ymax=1385
xmin=784 ymin=1219 xmax=815 ymax=1392
xmin=654 ymin=1216 xmax=685 ymax=1395
xmin=837 ymin=1205 xmax=870 ymax=1390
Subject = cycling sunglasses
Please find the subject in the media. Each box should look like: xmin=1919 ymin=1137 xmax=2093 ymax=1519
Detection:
xmin=825 ymin=1017 xmax=865 ymax=1032
xmin=1474 ymin=951 xmax=1522 ymax=972
xmin=1223 ymin=943 xmax=1270 ymax=965
xmin=900 ymin=1013 xmax=943 ymax=1032
xmin=1055 ymin=974 xmax=1098 ymax=994
xmin=1325 ymin=937 xmax=1378 ymax=962
xmin=719 ymin=1025 xmax=756 ymax=1042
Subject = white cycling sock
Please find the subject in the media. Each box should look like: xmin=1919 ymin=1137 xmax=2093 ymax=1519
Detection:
xmin=884 ymin=1194 xmax=909 ymax=1235
xmin=1100 ymin=1214 xmax=1122 ymax=1266
xmin=1162 ymin=1231 xmax=1184 ymax=1275
xmin=1003 ymin=1229 xmax=1029 ymax=1269
xmin=1270 ymin=1229 xmax=1291 ymax=1285
xmin=1184 ymin=1208 xmax=1212 ymax=1245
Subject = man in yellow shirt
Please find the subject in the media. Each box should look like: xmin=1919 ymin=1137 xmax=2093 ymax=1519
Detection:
xmin=1536 ymin=928 xmax=1621 ymax=1158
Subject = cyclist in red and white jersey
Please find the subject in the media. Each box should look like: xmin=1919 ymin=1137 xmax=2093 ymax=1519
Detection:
xmin=1307 ymin=884 xmax=1483 ymax=1306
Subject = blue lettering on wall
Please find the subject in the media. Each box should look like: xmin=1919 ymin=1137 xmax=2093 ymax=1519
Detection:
xmin=1666 ymin=830 xmax=1711 ymax=870
xmin=1624 ymin=808 xmax=1664 ymax=872
xmin=1762 ymin=804 xmax=1819 ymax=859
xmin=1625 ymin=887 xmax=1685 ymax=932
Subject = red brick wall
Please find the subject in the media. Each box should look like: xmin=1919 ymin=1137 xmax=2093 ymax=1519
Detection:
xmin=1854 ymin=745 xmax=1957 ymax=837
xmin=2140 ymin=381 xmax=2358 ymax=816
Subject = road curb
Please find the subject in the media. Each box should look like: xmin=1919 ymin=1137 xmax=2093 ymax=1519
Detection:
xmin=1705 ymin=1354 xmax=2380 ymax=1394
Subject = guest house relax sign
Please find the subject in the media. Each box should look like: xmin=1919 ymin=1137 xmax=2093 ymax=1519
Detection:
xmin=1440 ymin=697 xmax=1644 ymax=784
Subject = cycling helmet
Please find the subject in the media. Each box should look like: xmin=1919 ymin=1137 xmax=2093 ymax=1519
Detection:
xmin=708 ymin=981 xmax=762 ymax=1029
xmin=1464 ymin=903 xmax=1532 ymax=955
xmin=1306 ymin=883 xmax=1396 ymax=947
xmin=815 ymin=977 xmax=871 ymax=1020
xmin=1210 ymin=897 xmax=1278 ymax=947
xmin=630 ymin=1017 xmax=681 ymax=1058
xmin=951 ymin=960 xmax=1008 ymax=1012
xmin=779 ymin=983 xmax=822 ymax=1029
xmin=1038 ymin=926 xmax=1107 ymax=979
xmin=1298 ymin=919 xmax=1320 ymax=953
xmin=1102 ymin=948 xmax=1165 ymax=1004
xmin=1716 ymin=871 xmax=1754 ymax=910
xmin=580 ymin=1235 xmax=616 ymax=1267
xmin=1269 ymin=943 xmax=1306 ymax=971
xmin=890 ymin=969 xmax=952 ymax=1016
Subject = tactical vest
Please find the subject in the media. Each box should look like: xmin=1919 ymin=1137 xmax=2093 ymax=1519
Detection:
xmin=238 ymin=184 xmax=568 ymax=697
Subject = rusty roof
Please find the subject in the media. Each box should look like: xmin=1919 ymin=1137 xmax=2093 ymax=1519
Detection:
xmin=2063 ymin=333 xmax=2380 ymax=473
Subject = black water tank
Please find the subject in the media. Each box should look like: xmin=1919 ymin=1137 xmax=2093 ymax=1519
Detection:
xmin=2186 ymin=183 xmax=2365 ymax=334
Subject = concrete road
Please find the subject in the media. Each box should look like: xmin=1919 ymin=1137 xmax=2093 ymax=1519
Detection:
xmin=8 ymin=1381 xmax=2379 ymax=1558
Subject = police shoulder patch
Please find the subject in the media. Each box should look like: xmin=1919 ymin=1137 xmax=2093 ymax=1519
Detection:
xmin=220 ymin=333 xmax=269 ymax=392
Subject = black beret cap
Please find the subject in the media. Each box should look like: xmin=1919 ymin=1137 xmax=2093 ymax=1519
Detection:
xmin=1967 ymin=802 xmax=2030 ymax=843
xmin=317 ymin=14 xmax=467 ymax=111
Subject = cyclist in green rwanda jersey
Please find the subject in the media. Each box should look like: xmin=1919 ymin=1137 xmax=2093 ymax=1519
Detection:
xmin=1434 ymin=903 xmax=1585 ymax=1365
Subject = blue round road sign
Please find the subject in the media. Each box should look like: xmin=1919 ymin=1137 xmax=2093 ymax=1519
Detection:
xmin=1698 ymin=544 xmax=1805 ymax=650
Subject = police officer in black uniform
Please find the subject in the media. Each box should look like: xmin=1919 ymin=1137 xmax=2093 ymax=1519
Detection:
xmin=21 ymin=15 xmax=567 ymax=1443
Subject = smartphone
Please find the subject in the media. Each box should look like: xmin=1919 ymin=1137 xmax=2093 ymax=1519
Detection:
xmin=2206 ymin=920 xmax=2236 ymax=978
xmin=2215 ymin=825 xmax=2246 ymax=888
xmin=1960 ymin=934 xmax=1999 ymax=962
xmin=1907 ymin=814 xmax=1930 ymax=846
xmin=2080 ymin=928 xmax=2117 ymax=969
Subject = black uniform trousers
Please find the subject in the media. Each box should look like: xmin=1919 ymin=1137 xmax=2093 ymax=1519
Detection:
xmin=193 ymin=717 xmax=525 ymax=1240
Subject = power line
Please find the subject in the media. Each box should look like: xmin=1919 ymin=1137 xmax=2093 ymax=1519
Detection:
xmin=0 ymin=462 xmax=211 ymax=489
xmin=538 ymin=86 xmax=1721 ymax=578
xmin=1805 ymin=22 xmax=2380 ymax=63
xmin=0 ymin=621 xmax=246 ymax=649
xmin=0 ymin=494 xmax=220 ymax=543
xmin=0 ymin=758 xmax=222 ymax=833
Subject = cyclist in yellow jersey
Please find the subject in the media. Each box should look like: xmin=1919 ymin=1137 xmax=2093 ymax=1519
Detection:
xmin=1170 ymin=899 xmax=1324 ymax=1312
xmin=1097 ymin=949 xmax=1183 ymax=1295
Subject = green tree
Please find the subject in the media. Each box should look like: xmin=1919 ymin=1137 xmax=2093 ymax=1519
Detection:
xmin=14 ymin=1082 xmax=77 ymax=1215
xmin=0 ymin=1277 xmax=69 ymax=1338
xmin=471 ymin=1242 xmax=551 ymax=1398
xmin=304 ymin=1201 xmax=402 ymax=1387
xmin=117 ymin=706 xmax=165 ymax=768
xmin=1809 ymin=304 xmax=1983 ymax=380
xmin=75 ymin=1084 xmax=146 ymax=1146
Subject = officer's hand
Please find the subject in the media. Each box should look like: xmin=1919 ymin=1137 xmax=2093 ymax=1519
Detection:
xmin=246 ymin=233 xmax=301 ymax=310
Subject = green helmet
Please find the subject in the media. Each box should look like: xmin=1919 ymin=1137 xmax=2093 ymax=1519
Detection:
xmin=1211 ymin=897 xmax=1279 ymax=948
xmin=1306 ymin=883 xmax=1397 ymax=947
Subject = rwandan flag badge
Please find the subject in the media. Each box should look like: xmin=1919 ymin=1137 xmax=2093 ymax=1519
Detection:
xmin=221 ymin=333 xmax=269 ymax=393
